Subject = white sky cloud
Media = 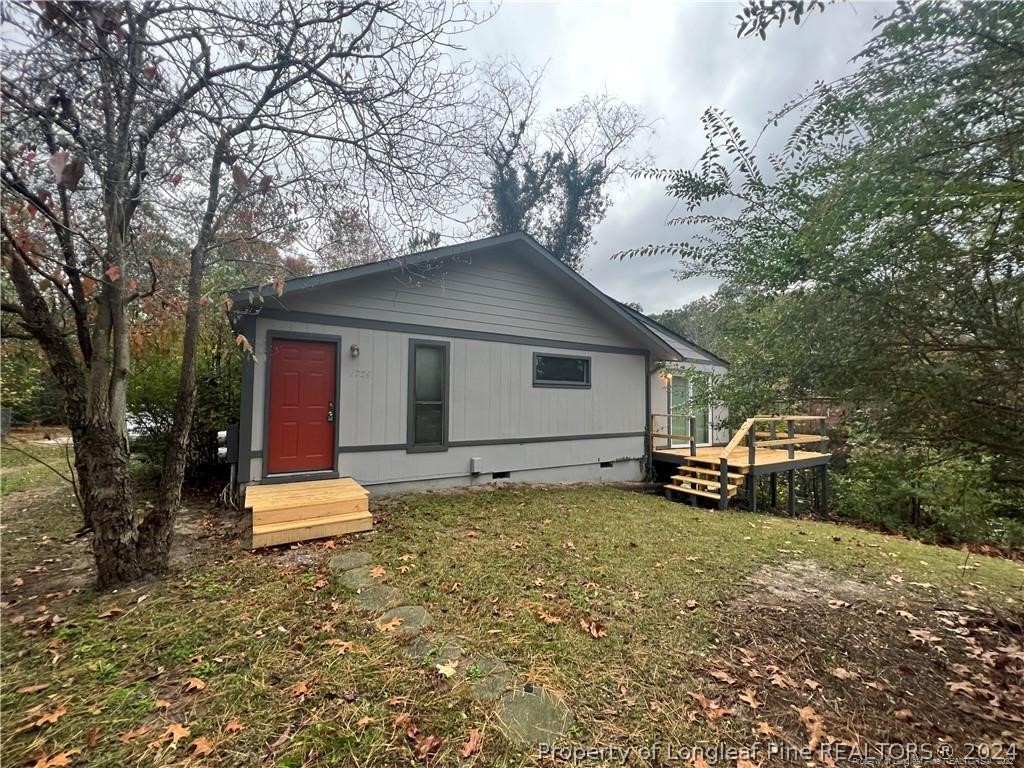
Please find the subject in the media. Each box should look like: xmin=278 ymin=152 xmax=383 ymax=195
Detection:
xmin=462 ymin=1 xmax=892 ymax=312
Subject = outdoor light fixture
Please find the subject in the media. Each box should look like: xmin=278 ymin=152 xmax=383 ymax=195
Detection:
xmin=350 ymin=344 xmax=360 ymax=358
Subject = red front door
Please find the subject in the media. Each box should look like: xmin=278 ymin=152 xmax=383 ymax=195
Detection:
xmin=267 ymin=338 xmax=336 ymax=474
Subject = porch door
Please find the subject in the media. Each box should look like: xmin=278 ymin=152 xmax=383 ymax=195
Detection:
xmin=266 ymin=338 xmax=336 ymax=474
xmin=668 ymin=375 xmax=709 ymax=447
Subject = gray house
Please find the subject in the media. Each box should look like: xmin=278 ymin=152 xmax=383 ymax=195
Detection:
xmin=228 ymin=233 xmax=730 ymax=545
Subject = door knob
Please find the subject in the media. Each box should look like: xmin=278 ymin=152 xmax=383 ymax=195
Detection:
xmin=327 ymin=401 xmax=335 ymax=423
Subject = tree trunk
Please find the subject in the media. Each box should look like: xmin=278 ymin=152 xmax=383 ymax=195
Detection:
xmin=79 ymin=422 xmax=141 ymax=588
xmin=141 ymin=237 xmax=208 ymax=574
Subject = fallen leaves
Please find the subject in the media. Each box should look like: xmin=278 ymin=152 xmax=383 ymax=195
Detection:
xmin=369 ymin=565 xmax=386 ymax=579
xmin=377 ymin=616 xmax=404 ymax=633
xmin=393 ymin=712 xmax=443 ymax=760
xmin=739 ymin=688 xmax=762 ymax=709
xmin=709 ymin=669 xmax=737 ymax=685
xmin=894 ymin=708 xmax=914 ymax=722
xmin=152 ymin=721 xmax=190 ymax=748
xmin=831 ymin=666 xmax=857 ymax=680
xmin=183 ymin=677 xmax=206 ymax=692
xmin=32 ymin=750 xmax=80 ymax=768
xmin=579 ymin=617 xmax=607 ymax=639
xmin=794 ymin=705 xmax=827 ymax=750
xmin=756 ymin=721 xmax=777 ymax=737
xmin=461 ymin=728 xmax=482 ymax=758
xmin=189 ymin=736 xmax=214 ymax=758
xmin=291 ymin=680 xmax=311 ymax=699
xmin=537 ymin=609 xmax=562 ymax=625
xmin=224 ymin=718 xmax=245 ymax=733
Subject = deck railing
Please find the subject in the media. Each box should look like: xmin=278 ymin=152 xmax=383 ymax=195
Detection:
xmin=715 ymin=415 xmax=829 ymax=510
xmin=649 ymin=412 xmax=695 ymax=456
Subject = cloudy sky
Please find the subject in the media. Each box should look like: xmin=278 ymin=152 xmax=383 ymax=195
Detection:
xmin=462 ymin=1 xmax=892 ymax=313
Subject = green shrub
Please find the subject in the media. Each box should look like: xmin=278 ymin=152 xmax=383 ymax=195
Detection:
xmin=832 ymin=431 xmax=1024 ymax=548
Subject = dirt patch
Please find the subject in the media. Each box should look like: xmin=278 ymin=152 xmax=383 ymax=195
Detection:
xmin=0 ymin=490 xmax=238 ymax=602
xmin=696 ymin=560 xmax=1024 ymax=763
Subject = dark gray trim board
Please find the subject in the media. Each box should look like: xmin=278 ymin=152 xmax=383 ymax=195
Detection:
xmin=643 ymin=350 xmax=652 ymax=480
xmin=237 ymin=315 xmax=257 ymax=484
xmin=336 ymin=431 xmax=646 ymax=454
xmin=260 ymin=470 xmax=340 ymax=485
xmin=262 ymin=330 xmax=343 ymax=479
xmin=750 ymin=456 xmax=831 ymax=476
xmin=253 ymin=307 xmax=649 ymax=358
xmin=406 ymin=338 xmax=451 ymax=453
xmin=532 ymin=351 xmax=592 ymax=389
xmin=229 ymin=231 xmax=680 ymax=362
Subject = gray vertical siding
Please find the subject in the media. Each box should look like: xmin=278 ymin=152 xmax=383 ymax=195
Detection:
xmin=265 ymin=254 xmax=640 ymax=348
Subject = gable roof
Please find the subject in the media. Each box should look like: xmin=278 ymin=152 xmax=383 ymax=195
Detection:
xmin=231 ymin=231 xmax=686 ymax=361
xmin=616 ymin=301 xmax=730 ymax=368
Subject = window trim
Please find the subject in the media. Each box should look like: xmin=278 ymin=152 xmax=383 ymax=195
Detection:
xmin=406 ymin=339 xmax=450 ymax=453
xmin=532 ymin=351 xmax=592 ymax=389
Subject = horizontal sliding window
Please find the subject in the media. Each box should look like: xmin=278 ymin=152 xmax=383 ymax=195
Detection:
xmin=533 ymin=353 xmax=591 ymax=388
xmin=407 ymin=340 xmax=449 ymax=451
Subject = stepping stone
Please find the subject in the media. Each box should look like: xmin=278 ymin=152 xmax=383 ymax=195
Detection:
xmin=495 ymin=684 xmax=573 ymax=746
xmin=355 ymin=585 xmax=405 ymax=614
xmin=465 ymin=656 xmax=514 ymax=702
xmin=406 ymin=634 xmax=464 ymax=665
xmin=338 ymin=565 xmax=377 ymax=590
xmin=377 ymin=605 xmax=431 ymax=639
xmin=329 ymin=551 xmax=372 ymax=572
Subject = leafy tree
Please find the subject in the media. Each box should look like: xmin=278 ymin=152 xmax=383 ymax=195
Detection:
xmin=1 ymin=1 xmax=483 ymax=587
xmin=624 ymin=1 xmax=1024 ymax=462
xmin=479 ymin=59 xmax=652 ymax=270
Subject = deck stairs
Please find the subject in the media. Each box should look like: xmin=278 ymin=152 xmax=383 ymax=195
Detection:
xmin=244 ymin=477 xmax=372 ymax=548
xmin=665 ymin=462 xmax=744 ymax=501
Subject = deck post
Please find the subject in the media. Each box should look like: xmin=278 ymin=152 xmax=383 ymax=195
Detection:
xmin=787 ymin=421 xmax=795 ymax=460
xmin=819 ymin=417 xmax=828 ymax=453
xmin=688 ymin=416 xmax=696 ymax=457
xmin=746 ymin=426 xmax=757 ymax=512
xmin=820 ymin=465 xmax=830 ymax=513
xmin=787 ymin=469 xmax=795 ymax=516
xmin=718 ymin=458 xmax=729 ymax=510
xmin=770 ymin=472 xmax=778 ymax=510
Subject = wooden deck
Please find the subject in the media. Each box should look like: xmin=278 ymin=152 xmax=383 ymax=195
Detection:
xmin=654 ymin=444 xmax=830 ymax=474
xmin=244 ymin=477 xmax=372 ymax=548
xmin=651 ymin=415 xmax=831 ymax=510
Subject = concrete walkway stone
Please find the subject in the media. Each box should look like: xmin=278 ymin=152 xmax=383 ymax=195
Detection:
xmin=329 ymin=551 xmax=372 ymax=572
xmin=378 ymin=605 xmax=432 ymax=639
xmin=495 ymin=684 xmax=573 ymax=746
xmin=338 ymin=565 xmax=377 ymax=590
xmin=466 ymin=656 xmax=514 ymax=702
xmin=355 ymin=584 xmax=405 ymax=614
xmin=406 ymin=634 xmax=464 ymax=665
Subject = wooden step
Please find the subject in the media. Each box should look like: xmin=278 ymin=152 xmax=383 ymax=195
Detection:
xmin=252 ymin=496 xmax=368 ymax=527
xmin=664 ymin=485 xmax=737 ymax=501
xmin=245 ymin=478 xmax=368 ymax=512
xmin=680 ymin=465 xmax=745 ymax=482
xmin=250 ymin=511 xmax=373 ymax=548
xmin=670 ymin=474 xmax=739 ymax=491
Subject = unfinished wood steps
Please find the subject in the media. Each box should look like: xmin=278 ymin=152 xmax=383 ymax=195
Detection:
xmin=245 ymin=477 xmax=372 ymax=548
xmin=664 ymin=461 xmax=740 ymax=502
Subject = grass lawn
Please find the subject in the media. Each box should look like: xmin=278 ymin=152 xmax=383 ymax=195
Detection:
xmin=1 ymin=468 xmax=1022 ymax=767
